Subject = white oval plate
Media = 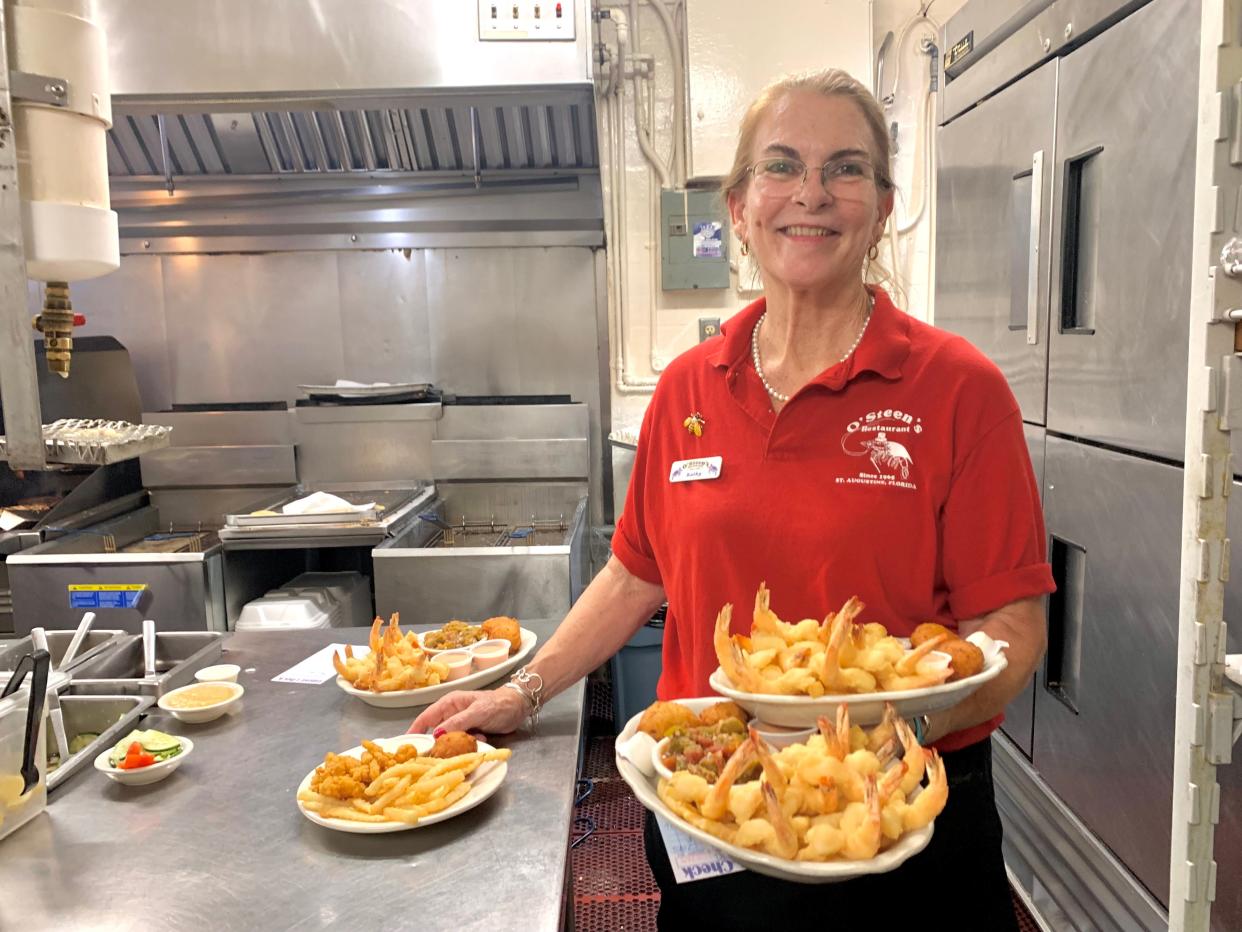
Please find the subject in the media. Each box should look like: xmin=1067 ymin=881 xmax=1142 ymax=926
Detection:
xmin=708 ymin=649 xmax=1007 ymax=728
xmin=335 ymin=628 xmax=536 ymax=708
xmin=614 ymin=698 xmax=934 ymax=883
xmin=296 ymin=734 xmax=508 ymax=834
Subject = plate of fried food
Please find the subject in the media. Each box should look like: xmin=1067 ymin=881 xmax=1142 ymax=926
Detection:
xmin=296 ymin=731 xmax=511 ymax=834
xmin=615 ymin=697 xmax=943 ymax=882
xmin=708 ymin=584 xmax=1007 ymax=727
xmin=333 ymin=614 xmax=537 ymax=708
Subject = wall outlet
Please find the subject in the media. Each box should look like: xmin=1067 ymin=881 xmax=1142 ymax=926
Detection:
xmin=698 ymin=317 xmax=721 ymax=342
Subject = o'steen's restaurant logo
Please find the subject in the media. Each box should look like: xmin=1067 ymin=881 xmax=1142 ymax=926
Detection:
xmin=836 ymin=408 xmax=922 ymax=490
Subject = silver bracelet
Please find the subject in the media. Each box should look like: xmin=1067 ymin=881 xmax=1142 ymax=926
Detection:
xmin=501 ymin=666 xmax=544 ymax=728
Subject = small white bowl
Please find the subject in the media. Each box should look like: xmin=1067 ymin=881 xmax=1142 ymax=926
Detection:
xmin=470 ymin=638 xmax=511 ymax=670
xmin=194 ymin=663 xmax=241 ymax=684
xmin=157 ymin=681 xmax=245 ymax=724
xmin=94 ymin=736 xmax=194 ymax=786
xmin=653 ymin=737 xmax=675 ymax=780
xmin=750 ymin=722 xmax=816 ymax=749
xmin=437 ymin=649 xmax=473 ymax=681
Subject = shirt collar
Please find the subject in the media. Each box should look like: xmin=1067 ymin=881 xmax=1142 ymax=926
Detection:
xmin=708 ymin=286 xmax=911 ymax=386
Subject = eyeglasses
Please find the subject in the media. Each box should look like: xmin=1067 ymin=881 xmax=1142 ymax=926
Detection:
xmin=749 ymin=155 xmax=877 ymax=197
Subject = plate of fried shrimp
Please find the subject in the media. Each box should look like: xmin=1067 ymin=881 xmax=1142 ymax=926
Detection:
xmin=615 ymin=698 xmax=943 ymax=882
xmin=333 ymin=615 xmax=537 ymax=708
xmin=709 ymin=584 xmax=1007 ymax=727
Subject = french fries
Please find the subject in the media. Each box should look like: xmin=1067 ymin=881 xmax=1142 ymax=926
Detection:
xmin=298 ymin=740 xmax=512 ymax=826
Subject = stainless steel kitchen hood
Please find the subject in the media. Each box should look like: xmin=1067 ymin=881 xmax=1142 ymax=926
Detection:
xmin=107 ymin=95 xmax=597 ymax=180
xmin=97 ymin=0 xmax=598 ymax=186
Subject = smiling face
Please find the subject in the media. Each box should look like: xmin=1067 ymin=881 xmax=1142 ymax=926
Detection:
xmin=728 ymin=90 xmax=893 ymax=299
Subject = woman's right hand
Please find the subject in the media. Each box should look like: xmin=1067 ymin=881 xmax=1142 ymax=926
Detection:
xmin=408 ymin=686 xmax=528 ymax=736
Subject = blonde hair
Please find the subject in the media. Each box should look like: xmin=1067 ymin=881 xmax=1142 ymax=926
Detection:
xmin=722 ymin=68 xmax=902 ymax=299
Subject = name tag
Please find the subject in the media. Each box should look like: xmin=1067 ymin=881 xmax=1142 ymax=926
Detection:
xmin=669 ymin=456 xmax=722 ymax=483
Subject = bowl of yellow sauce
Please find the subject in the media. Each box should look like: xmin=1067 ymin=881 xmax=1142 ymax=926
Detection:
xmin=157 ymin=681 xmax=245 ymax=723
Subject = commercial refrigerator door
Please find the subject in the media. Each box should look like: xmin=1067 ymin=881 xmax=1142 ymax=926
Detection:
xmin=935 ymin=59 xmax=1055 ymax=424
xmin=999 ymin=422 xmax=1046 ymax=758
xmin=1211 ymin=480 xmax=1242 ymax=931
xmin=1045 ymin=0 xmax=1197 ymax=459
xmin=1034 ymin=436 xmax=1179 ymax=908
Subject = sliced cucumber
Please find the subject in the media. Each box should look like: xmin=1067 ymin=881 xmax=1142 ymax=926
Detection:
xmin=137 ymin=730 xmax=181 ymax=754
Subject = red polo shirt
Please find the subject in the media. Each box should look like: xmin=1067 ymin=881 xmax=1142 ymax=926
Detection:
xmin=612 ymin=287 xmax=1054 ymax=752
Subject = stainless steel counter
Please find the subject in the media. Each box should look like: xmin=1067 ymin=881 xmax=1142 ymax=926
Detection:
xmin=0 ymin=619 xmax=583 ymax=932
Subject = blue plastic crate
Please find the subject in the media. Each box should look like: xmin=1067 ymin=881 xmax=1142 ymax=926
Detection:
xmin=610 ymin=618 xmax=664 ymax=728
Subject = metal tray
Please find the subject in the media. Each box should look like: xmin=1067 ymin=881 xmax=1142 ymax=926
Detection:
xmin=225 ymin=488 xmax=417 ymax=528
xmin=46 ymin=694 xmax=154 ymax=793
xmin=0 ymin=419 xmax=172 ymax=466
xmin=68 ymin=631 xmax=225 ymax=697
xmin=0 ymin=629 xmax=128 ymax=673
xmin=298 ymin=382 xmax=431 ymax=398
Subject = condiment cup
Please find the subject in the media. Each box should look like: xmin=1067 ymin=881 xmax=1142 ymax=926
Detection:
xmin=94 ymin=736 xmax=194 ymax=786
xmin=750 ymin=721 xmax=816 ymax=749
xmin=470 ymin=638 xmax=511 ymax=670
xmin=194 ymin=663 xmax=241 ymax=684
xmin=652 ymin=737 xmax=675 ymax=780
xmin=157 ymin=681 xmax=244 ymax=724
xmin=437 ymin=650 xmax=473 ymax=681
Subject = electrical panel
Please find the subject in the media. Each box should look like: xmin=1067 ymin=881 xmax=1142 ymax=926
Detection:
xmin=660 ymin=189 xmax=730 ymax=290
xmin=478 ymin=1 xmax=575 ymax=40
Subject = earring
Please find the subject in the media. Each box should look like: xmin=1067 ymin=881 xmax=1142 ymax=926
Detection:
xmin=740 ymin=240 xmax=750 ymax=257
xmin=867 ymin=244 xmax=879 ymax=261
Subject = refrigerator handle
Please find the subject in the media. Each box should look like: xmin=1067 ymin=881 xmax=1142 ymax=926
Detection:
xmin=1024 ymin=150 xmax=1044 ymax=346
xmin=1045 ymin=534 xmax=1085 ymax=714
xmin=1058 ymin=146 xmax=1104 ymax=335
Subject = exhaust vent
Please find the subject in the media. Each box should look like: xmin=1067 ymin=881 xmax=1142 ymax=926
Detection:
xmin=107 ymin=98 xmax=597 ymax=178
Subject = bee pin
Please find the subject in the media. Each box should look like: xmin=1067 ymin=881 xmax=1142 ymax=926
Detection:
xmin=682 ymin=412 xmax=705 ymax=437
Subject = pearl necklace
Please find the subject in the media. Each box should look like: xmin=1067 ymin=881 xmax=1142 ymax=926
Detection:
xmin=751 ymin=294 xmax=874 ymax=403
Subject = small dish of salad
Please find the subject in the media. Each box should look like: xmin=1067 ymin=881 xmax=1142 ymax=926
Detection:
xmin=93 ymin=729 xmax=194 ymax=786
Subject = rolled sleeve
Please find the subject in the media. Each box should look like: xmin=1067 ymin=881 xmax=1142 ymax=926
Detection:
xmin=942 ymin=410 xmax=1055 ymax=620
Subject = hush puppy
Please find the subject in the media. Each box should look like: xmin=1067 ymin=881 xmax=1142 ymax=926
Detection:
xmin=481 ymin=616 xmax=523 ymax=654
xmin=637 ymin=700 xmax=700 ymax=738
xmin=698 ymin=700 xmax=750 ymax=728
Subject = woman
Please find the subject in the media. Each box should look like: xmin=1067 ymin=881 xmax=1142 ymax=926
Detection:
xmin=413 ymin=69 xmax=1053 ymax=930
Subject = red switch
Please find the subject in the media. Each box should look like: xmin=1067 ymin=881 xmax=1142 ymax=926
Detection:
xmin=556 ymin=2 xmax=563 ymax=17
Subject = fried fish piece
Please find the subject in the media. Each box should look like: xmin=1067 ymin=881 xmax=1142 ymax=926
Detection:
xmin=430 ymin=731 xmax=478 ymax=759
